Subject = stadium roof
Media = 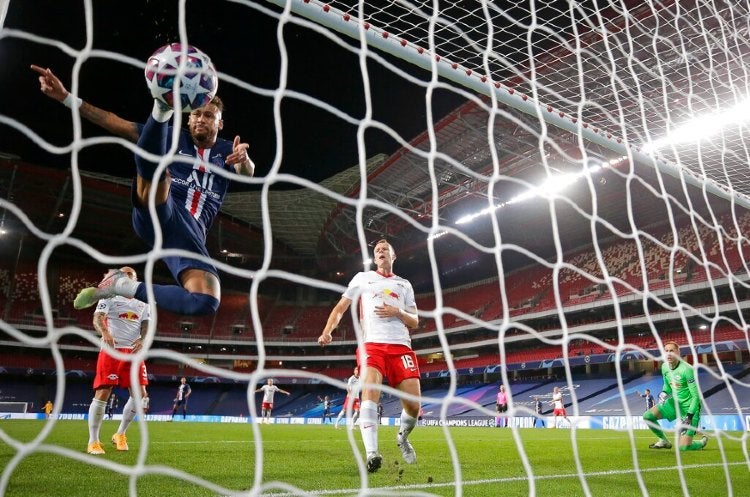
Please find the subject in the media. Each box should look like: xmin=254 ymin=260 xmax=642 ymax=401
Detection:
xmin=1 ymin=0 xmax=748 ymax=292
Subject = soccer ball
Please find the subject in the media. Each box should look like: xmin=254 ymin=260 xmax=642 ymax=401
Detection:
xmin=144 ymin=43 xmax=218 ymax=112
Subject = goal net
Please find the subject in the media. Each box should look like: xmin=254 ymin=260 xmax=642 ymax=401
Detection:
xmin=1 ymin=0 xmax=749 ymax=495
xmin=0 ymin=402 xmax=28 ymax=414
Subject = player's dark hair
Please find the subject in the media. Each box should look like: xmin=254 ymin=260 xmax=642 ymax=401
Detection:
xmin=210 ymin=95 xmax=224 ymax=113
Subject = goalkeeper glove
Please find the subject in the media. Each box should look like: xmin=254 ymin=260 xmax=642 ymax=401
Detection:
xmin=680 ymin=413 xmax=694 ymax=434
xmin=657 ymin=391 xmax=669 ymax=405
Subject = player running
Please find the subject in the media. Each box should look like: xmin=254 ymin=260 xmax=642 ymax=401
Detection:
xmin=643 ymin=341 xmax=708 ymax=451
xmin=551 ymin=386 xmax=572 ymax=428
xmin=334 ymin=366 xmax=361 ymax=429
xmin=318 ymin=239 xmax=421 ymax=473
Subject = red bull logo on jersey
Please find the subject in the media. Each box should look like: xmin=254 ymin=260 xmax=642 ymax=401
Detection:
xmin=118 ymin=311 xmax=140 ymax=321
xmin=383 ymin=289 xmax=400 ymax=300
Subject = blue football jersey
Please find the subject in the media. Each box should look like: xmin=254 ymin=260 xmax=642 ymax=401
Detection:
xmin=167 ymin=128 xmax=234 ymax=237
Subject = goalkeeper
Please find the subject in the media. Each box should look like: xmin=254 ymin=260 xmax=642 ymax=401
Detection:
xmin=643 ymin=341 xmax=708 ymax=451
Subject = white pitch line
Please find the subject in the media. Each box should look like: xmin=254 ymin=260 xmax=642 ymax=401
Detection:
xmin=149 ymin=434 xmax=665 ymax=445
xmin=259 ymin=461 xmax=748 ymax=496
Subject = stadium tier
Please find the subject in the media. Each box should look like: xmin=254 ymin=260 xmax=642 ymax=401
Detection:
xmin=5 ymin=370 xmax=747 ymax=421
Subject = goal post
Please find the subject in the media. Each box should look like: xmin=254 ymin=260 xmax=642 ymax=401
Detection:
xmin=266 ymin=0 xmax=750 ymax=210
xmin=0 ymin=402 xmax=28 ymax=413
xmin=2 ymin=0 xmax=750 ymax=495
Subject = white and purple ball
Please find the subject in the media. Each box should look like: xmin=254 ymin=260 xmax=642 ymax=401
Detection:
xmin=144 ymin=43 xmax=218 ymax=112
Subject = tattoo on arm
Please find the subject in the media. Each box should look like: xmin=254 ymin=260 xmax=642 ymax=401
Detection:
xmin=93 ymin=313 xmax=107 ymax=335
xmin=80 ymin=103 xmax=139 ymax=142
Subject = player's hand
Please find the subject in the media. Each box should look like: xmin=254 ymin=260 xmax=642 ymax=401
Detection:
xmin=374 ymin=304 xmax=399 ymax=318
xmin=318 ymin=332 xmax=333 ymax=347
xmin=101 ymin=330 xmax=115 ymax=349
xmin=227 ymin=135 xmax=254 ymax=173
xmin=657 ymin=391 xmax=668 ymax=405
xmin=30 ymin=65 xmax=69 ymax=102
xmin=132 ymin=338 xmax=143 ymax=354
xmin=680 ymin=413 xmax=694 ymax=435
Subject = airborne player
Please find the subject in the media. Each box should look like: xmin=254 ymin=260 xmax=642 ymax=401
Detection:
xmin=30 ymin=62 xmax=255 ymax=317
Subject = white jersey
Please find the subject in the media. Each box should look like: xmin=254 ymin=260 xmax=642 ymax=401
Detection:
xmin=95 ymin=296 xmax=150 ymax=349
xmin=346 ymin=374 xmax=361 ymax=398
xmin=260 ymin=384 xmax=282 ymax=403
xmin=553 ymin=392 xmax=564 ymax=409
xmin=343 ymin=270 xmax=416 ymax=347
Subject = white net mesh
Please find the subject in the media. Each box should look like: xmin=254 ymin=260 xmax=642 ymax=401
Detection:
xmin=1 ymin=0 xmax=749 ymax=495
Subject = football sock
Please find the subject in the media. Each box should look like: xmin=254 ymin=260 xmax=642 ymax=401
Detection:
xmin=359 ymin=400 xmax=379 ymax=454
xmin=335 ymin=409 xmax=345 ymax=426
xmin=151 ymin=99 xmax=173 ymax=123
xmin=88 ymin=398 xmax=107 ymax=444
xmin=398 ymin=410 xmax=417 ymax=440
xmin=117 ymin=397 xmax=137 ymax=434
xmin=643 ymin=410 xmax=666 ymax=440
xmin=134 ymin=284 xmax=219 ymax=316
xmin=135 ymin=109 xmax=169 ymax=180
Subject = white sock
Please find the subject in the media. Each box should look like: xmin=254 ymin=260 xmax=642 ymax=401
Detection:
xmin=398 ymin=410 xmax=417 ymax=441
xmin=117 ymin=397 xmax=137 ymax=434
xmin=359 ymin=400 xmax=378 ymax=454
xmin=88 ymin=398 xmax=107 ymax=444
xmin=151 ymin=99 xmax=173 ymax=122
xmin=114 ymin=277 xmax=139 ymax=298
xmin=335 ymin=410 xmax=345 ymax=426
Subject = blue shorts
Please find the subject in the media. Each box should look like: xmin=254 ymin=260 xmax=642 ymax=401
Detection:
xmin=131 ymin=182 xmax=218 ymax=282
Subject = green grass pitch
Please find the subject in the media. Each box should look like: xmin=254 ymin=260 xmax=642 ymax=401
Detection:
xmin=1 ymin=420 xmax=748 ymax=496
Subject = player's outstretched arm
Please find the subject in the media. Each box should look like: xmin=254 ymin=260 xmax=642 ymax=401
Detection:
xmin=30 ymin=64 xmax=139 ymax=142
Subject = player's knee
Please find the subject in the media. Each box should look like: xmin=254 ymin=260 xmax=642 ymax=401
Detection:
xmin=187 ymin=293 xmax=220 ymax=315
xmin=403 ymin=401 xmax=420 ymax=418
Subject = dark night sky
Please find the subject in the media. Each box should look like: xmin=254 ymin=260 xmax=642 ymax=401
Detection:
xmin=0 ymin=0 xmax=466 ymax=188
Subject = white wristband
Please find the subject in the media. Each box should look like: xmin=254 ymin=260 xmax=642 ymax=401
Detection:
xmin=62 ymin=93 xmax=83 ymax=109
